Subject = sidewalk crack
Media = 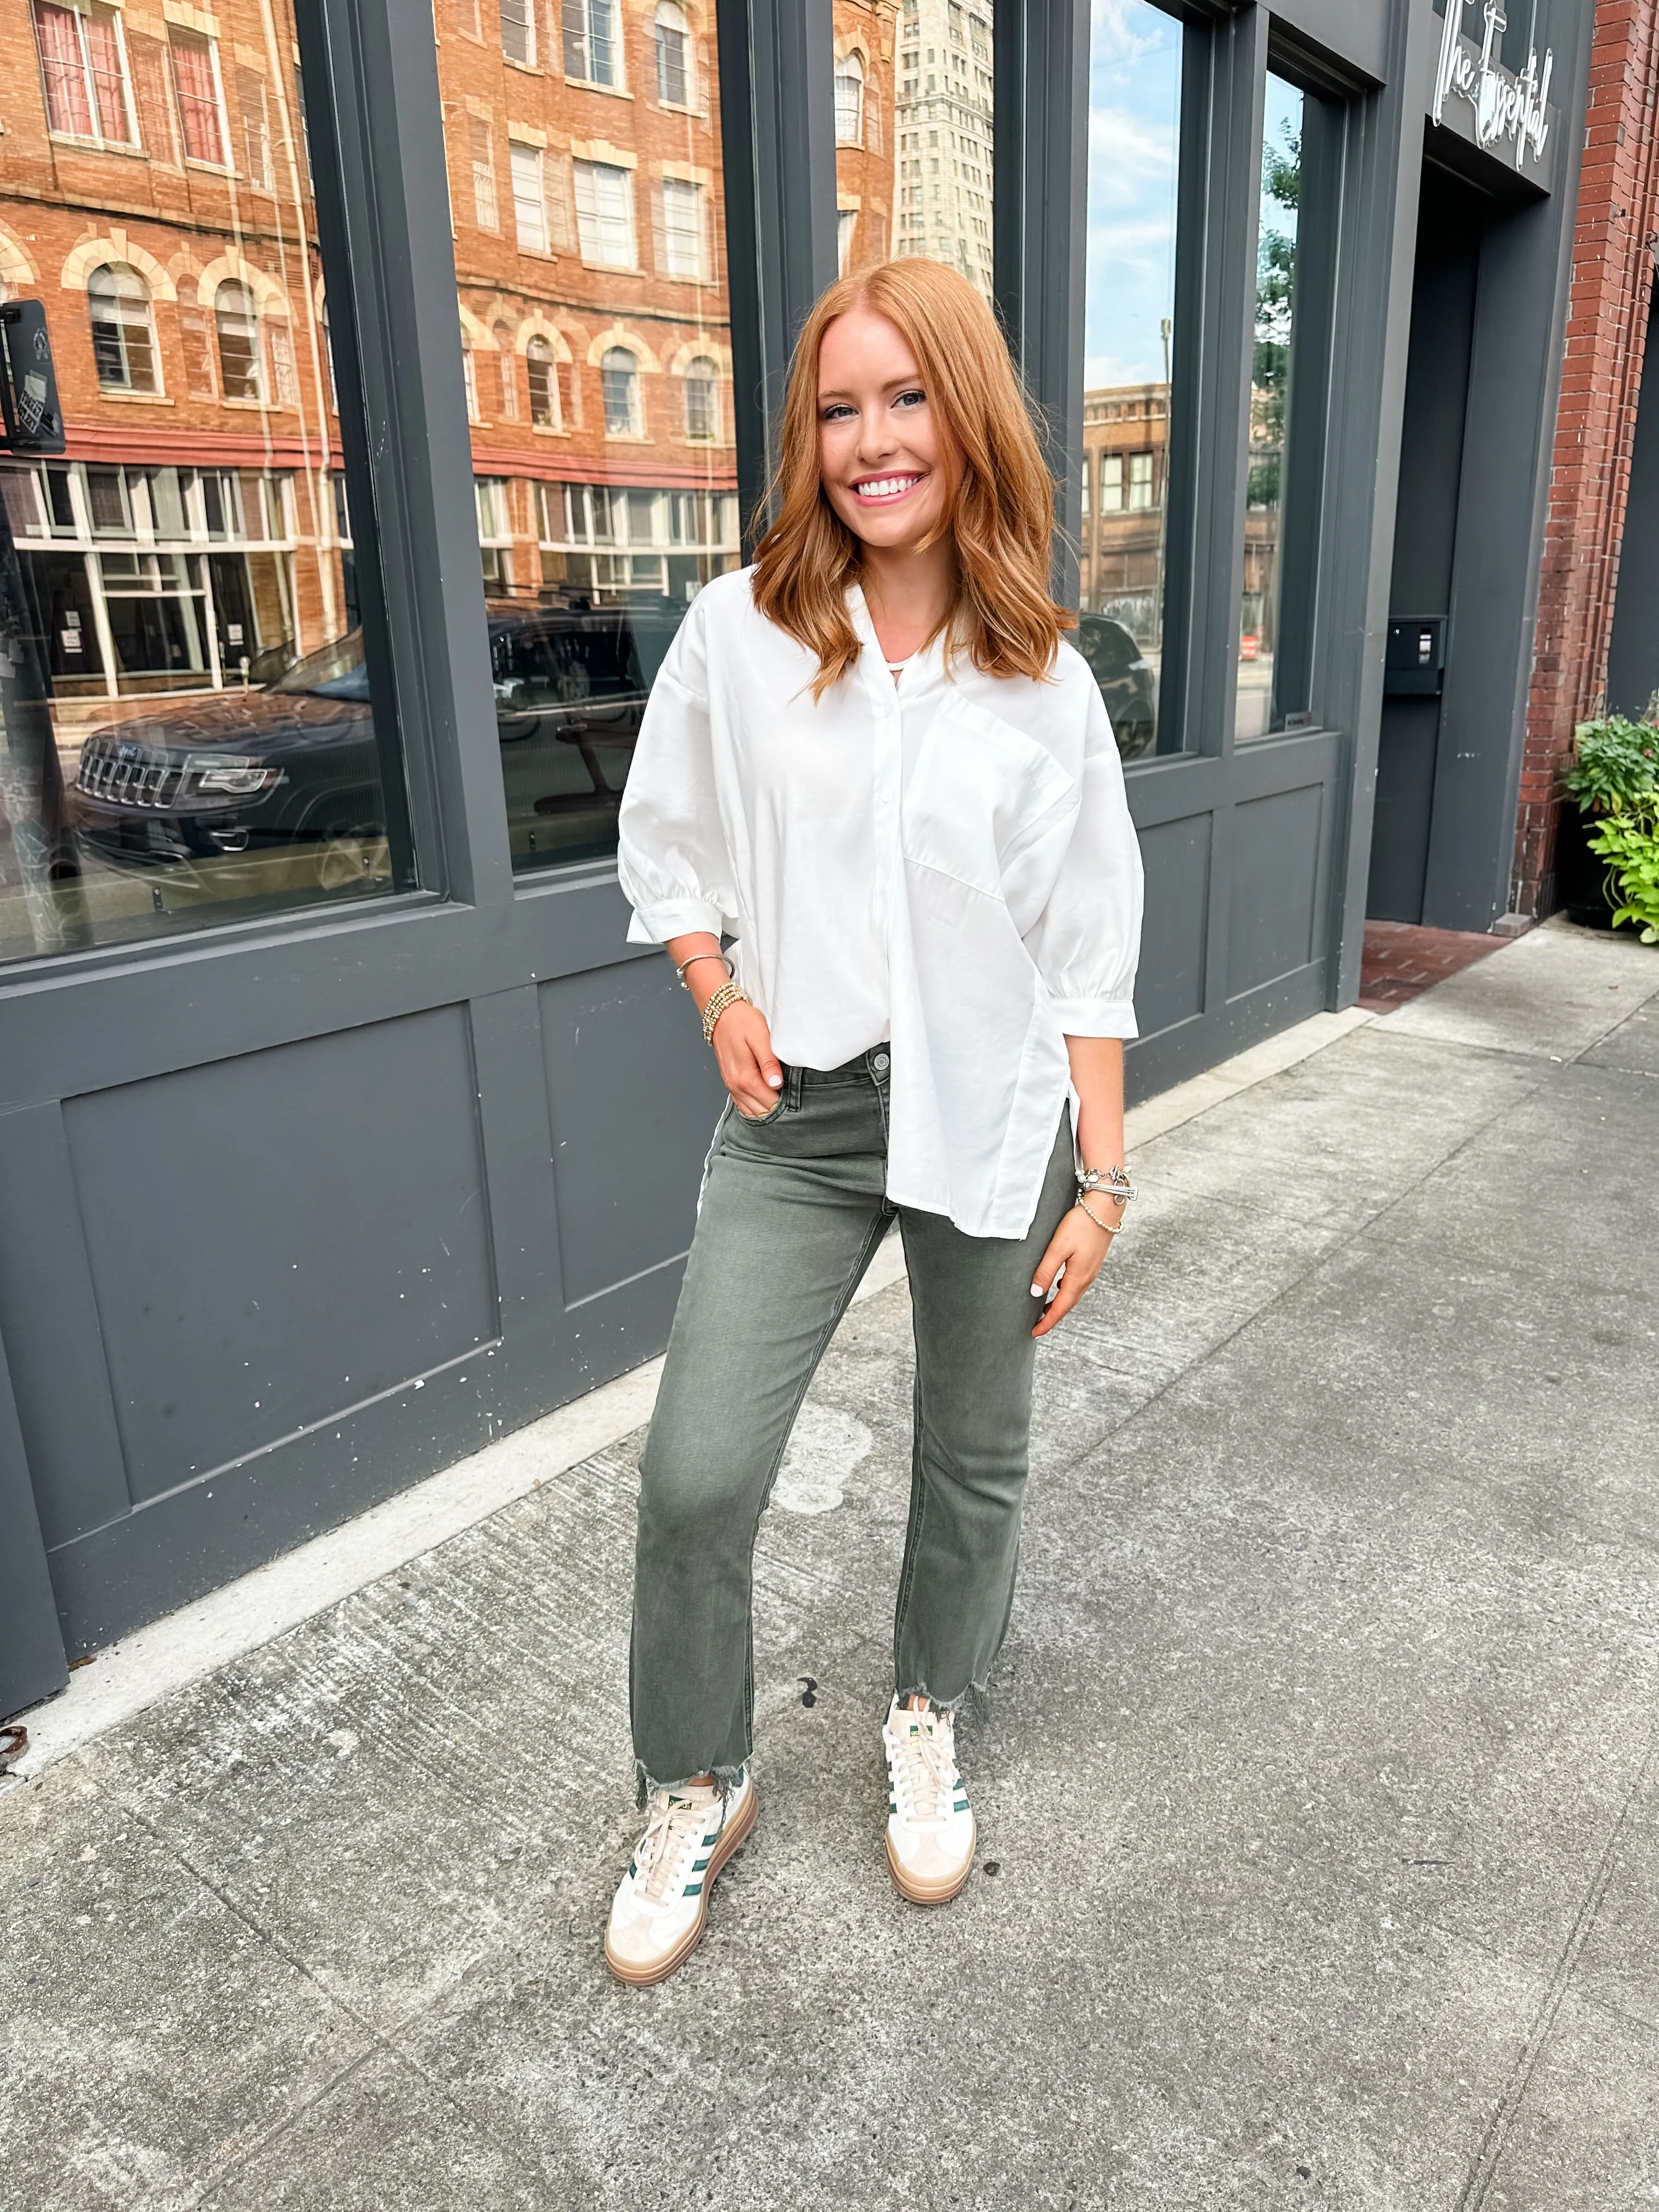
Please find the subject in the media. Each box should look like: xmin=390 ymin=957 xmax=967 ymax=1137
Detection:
xmin=1452 ymin=1733 xmax=1655 ymax=2210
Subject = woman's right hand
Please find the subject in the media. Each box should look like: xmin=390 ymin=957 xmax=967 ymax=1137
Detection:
xmin=664 ymin=930 xmax=785 ymax=1118
xmin=713 ymin=1000 xmax=786 ymax=1117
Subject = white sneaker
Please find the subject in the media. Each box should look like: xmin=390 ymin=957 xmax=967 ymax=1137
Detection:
xmin=882 ymin=1696 xmax=975 ymax=1904
xmin=604 ymin=1769 xmax=758 ymax=1985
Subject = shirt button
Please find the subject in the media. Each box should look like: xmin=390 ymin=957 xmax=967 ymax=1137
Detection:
xmin=872 ymin=1051 xmax=890 ymax=1073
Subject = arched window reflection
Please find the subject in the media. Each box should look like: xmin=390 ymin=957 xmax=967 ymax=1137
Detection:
xmin=88 ymin=263 xmax=159 ymax=393
xmin=654 ymin=1 xmax=692 ymax=105
xmin=833 ymin=51 xmax=864 ymax=145
xmin=684 ymin=357 xmax=718 ymax=442
xmin=214 ymin=278 xmax=261 ymax=402
xmin=528 ymin=336 xmax=559 ymax=430
xmin=601 ymin=346 xmax=640 ymax=436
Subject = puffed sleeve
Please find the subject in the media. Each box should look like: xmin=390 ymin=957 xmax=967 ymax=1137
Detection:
xmin=1020 ymin=675 xmax=1144 ymax=1036
xmin=616 ymin=591 xmax=740 ymax=945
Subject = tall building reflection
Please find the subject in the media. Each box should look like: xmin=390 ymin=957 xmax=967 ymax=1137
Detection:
xmin=889 ymin=0 xmax=991 ymax=296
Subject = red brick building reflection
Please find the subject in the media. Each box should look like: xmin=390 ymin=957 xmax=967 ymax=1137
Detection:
xmin=0 ymin=0 xmax=768 ymax=730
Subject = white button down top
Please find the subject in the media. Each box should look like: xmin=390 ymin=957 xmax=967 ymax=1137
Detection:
xmin=617 ymin=568 xmax=1144 ymax=1239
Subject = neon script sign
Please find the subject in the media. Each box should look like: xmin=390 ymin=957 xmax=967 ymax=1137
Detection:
xmin=1434 ymin=0 xmax=1552 ymax=170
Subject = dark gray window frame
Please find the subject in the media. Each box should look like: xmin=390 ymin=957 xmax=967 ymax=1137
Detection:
xmin=994 ymin=0 xmax=1420 ymax=1094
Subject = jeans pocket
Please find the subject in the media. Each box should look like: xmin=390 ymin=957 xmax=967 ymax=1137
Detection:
xmin=738 ymin=1084 xmax=796 ymax=1132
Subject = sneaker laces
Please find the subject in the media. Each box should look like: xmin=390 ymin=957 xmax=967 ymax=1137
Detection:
xmin=635 ymin=1789 xmax=720 ymax=1906
xmin=890 ymin=1707 xmax=956 ymax=1826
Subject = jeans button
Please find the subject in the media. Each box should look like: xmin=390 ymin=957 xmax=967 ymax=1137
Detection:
xmin=872 ymin=1050 xmax=890 ymax=1073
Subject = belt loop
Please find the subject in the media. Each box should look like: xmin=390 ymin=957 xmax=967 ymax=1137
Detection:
xmin=787 ymin=1060 xmax=803 ymax=1110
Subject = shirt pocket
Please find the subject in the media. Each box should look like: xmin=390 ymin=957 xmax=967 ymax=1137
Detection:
xmin=900 ymin=692 xmax=1076 ymax=901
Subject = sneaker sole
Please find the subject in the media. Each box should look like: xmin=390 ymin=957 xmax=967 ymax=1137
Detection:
xmin=885 ymin=1818 xmax=976 ymax=1905
xmin=604 ymin=1782 xmax=760 ymax=1987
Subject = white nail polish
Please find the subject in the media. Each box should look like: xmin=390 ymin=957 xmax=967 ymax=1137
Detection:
xmin=1029 ymin=1282 xmax=1044 ymax=1297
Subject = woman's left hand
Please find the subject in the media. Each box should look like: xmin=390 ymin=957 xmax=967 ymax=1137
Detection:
xmin=1029 ymin=1204 xmax=1118 ymax=1338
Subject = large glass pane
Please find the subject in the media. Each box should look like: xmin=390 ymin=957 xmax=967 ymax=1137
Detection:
xmin=0 ymin=0 xmax=410 ymax=966
xmin=1078 ymin=0 xmax=1183 ymax=760
xmin=436 ymin=0 xmax=739 ymax=874
xmin=1235 ymin=73 xmax=1302 ymax=742
xmin=887 ymin=0 xmax=992 ymax=295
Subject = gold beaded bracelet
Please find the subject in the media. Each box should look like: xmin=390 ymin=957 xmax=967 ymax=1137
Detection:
xmin=700 ymin=979 xmax=751 ymax=1046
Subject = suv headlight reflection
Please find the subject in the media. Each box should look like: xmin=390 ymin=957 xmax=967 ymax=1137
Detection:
xmin=184 ymin=754 xmax=281 ymax=796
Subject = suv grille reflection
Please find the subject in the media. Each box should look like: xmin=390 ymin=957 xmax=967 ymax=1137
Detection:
xmin=78 ymin=739 xmax=184 ymax=809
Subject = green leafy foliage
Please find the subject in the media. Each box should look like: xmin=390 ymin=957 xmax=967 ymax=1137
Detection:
xmin=1247 ymin=123 xmax=1301 ymax=513
xmin=1585 ymin=804 xmax=1659 ymax=945
xmin=1564 ymin=716 xmax=1659 ymax=816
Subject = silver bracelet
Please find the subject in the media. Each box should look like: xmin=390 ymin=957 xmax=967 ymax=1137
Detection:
xmin=675 ymin=951 xmax=733 ymax=990
xmin=1077 ymin=1165 xmax=1135 ymax=1205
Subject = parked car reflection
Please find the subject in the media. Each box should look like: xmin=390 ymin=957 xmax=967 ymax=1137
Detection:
xmin=72 ymin=598 xmax=686 ymax=894
xmin=1076 ymin=612 xmax=1158 ymax=760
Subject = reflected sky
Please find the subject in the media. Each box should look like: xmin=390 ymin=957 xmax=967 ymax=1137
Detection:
xmin=1087 ymin=11 xmax=1305 ymax=390
xmin=1261 ymin=74 xmax=1302 ymax=270
xmin=1085 ymin=0 xmax=1182 ymax=389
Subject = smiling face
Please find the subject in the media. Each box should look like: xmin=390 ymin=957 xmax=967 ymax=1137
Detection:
xmin=816 ymin=307 xmax=951 ymax=555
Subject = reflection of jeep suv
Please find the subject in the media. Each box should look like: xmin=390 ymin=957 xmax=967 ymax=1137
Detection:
xmin=1075 ymin=613 xmax=1158 ymax=760
xmin=72 ymin=599 xmax=686 ymax=884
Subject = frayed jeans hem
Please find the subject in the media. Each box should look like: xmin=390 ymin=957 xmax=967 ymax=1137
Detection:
xmin=893 ymin=1677 xmax=992 ymax=1726
xmin=634 ymin=1757 xmax=748 ymax=1810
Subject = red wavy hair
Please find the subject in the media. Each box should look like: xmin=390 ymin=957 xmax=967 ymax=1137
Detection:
xmin=751 ymin=258 xmax=1073 ymax=698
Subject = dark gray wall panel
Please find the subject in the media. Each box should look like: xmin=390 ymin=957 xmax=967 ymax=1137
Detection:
xmin=1265 ymin=0 xmax=1387 ymax=86
xmin=1368 ymin=699 xmax=1440 ymax=923
xmin=0 ymin=1333 xmax=67 ymax=1718
xmin=0 ymin=1104 xmax=131 ymax=1550
xmin=48 ymin=1340 xmax=503 ymax=1655
xmin=61 ymin=1007 xmax=497 ymax=1503
xmin=1128 ymin=962 xmax=1327 ymax=1105
xmin=1421 ymin=0 xmax=1598 ymax=930
xmin=1133 ymin=815 xmax=1211 ymax=1036
xmin=1228 ymin=785 xmax=1324 ymax=997
xmin=539 ymin=957 xmax=727 ymax=1308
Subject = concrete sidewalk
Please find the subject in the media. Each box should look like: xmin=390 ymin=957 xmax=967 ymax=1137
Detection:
xmin=4 ymin=918 xmax=1657 ymax=2211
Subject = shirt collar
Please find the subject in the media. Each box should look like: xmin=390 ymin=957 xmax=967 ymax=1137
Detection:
xmin=847 ymin=580 xmax=948 ymax=698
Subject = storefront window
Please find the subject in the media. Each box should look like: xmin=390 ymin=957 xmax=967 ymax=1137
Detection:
xmin=1236 ymin=74 xmax=1302 ymax=743
xmin=1078 ymin=0 xmax=1182 ymax=761
xmin=429 ymin=3 xmax=736 ymax=875
xmin=0 ymin=0 xmax=410 ymax=967
xmin=885 ymin=0 xmax=989 ymax=296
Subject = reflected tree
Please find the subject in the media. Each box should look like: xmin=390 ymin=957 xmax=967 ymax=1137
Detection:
xmin=1249 ymin=123 xmax=1299 ymax=511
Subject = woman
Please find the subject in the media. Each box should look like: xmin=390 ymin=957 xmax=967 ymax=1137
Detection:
xmin=606 ymin=258 xmax=1143 ymax=1985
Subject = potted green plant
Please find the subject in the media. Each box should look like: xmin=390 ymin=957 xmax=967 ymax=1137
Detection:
xmin=1556 ymin=712 xmax=1659 ymax=927
xmin=1584 ymin=802 xmax=1659 ymax=943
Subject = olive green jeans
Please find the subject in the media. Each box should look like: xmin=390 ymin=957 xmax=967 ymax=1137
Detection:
xmin=630 ymin=1045 xmax=1075 ymax=1795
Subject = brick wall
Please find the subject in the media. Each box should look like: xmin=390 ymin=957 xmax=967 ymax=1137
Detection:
xmin=1515 ymin=0 xmax=1659 ymax=913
